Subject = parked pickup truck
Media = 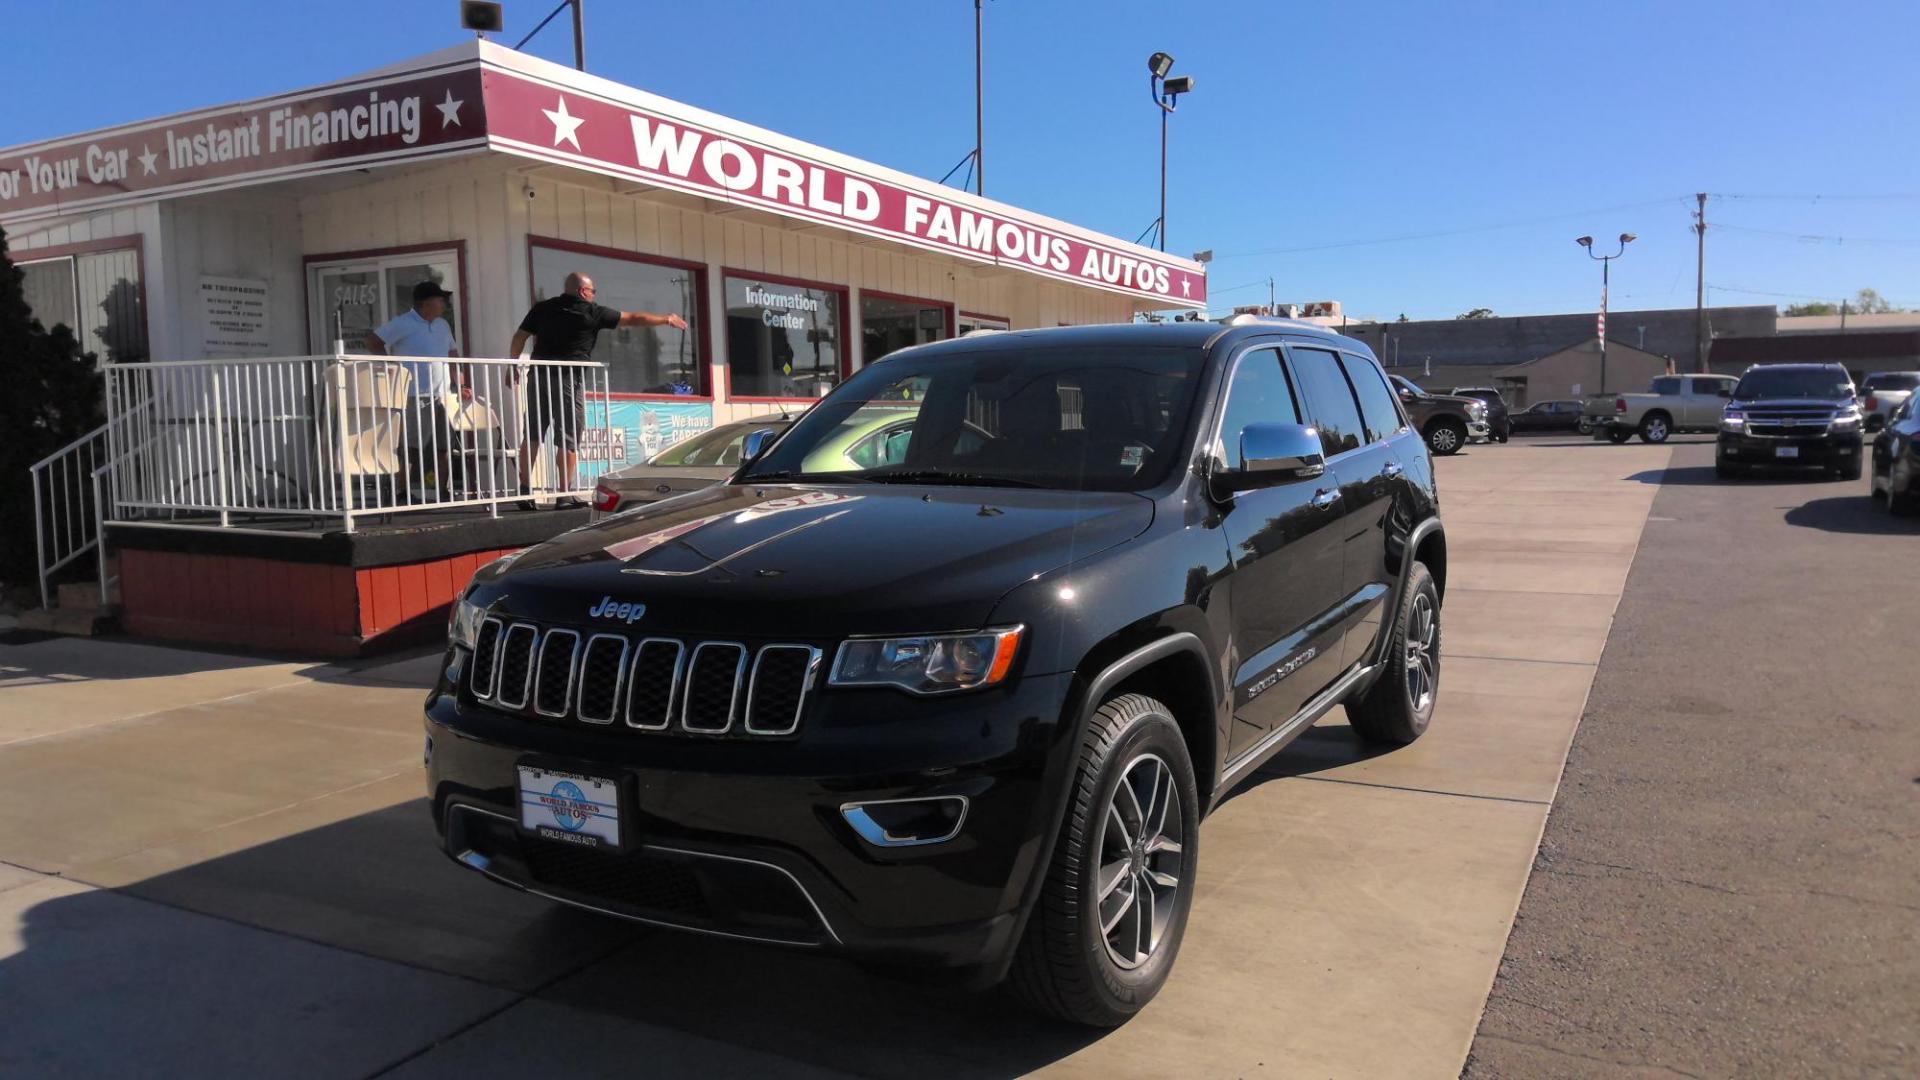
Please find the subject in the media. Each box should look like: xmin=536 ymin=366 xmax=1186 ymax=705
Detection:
xmin=1585 ymin=373 xmax=1739 ymax=444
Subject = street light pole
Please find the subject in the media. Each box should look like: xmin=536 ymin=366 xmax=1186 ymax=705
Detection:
xmin=974 ymin=0 xmax=984 ymax=195
xmin=1146 ymin=53 xmax=1193 ymax=253
xmin=1577 ymin=233 xmax=1635 ymax=394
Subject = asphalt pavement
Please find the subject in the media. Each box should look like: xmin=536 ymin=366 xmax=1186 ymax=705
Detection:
xmin=1466 ymin=437 xmax=1920 ymax=1077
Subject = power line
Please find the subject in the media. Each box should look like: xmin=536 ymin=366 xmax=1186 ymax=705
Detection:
xmin=1713 ymin=192 xmax=1920 ymax=203
xmin=1712 ymin=222 xmax=1920 ymax=247
xmin=1707 ymin=283 xmax=1915 ymax=307
xmin=1206 ymin=196 xmax=1689 ymax=259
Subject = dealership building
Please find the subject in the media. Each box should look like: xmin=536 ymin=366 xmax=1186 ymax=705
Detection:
xmin=5 ymin=41 xmax=1206 ymax=653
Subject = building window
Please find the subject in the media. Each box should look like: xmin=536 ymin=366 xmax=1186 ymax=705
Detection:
xmin=724 ymin=273 xmax=845 ymax=400
xmin=861 ymin=292 xmax=951 ymax=364
xmin=19 ymin=247 xmax=148 ymax=363
xmin=529 ymin=241 xmax=706 ymax=396
xmin=958 ymin=311 xmax=1009 ymax=335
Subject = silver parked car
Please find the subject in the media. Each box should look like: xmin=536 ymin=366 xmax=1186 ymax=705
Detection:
xmin=591 ymin=412 xmax=795 ymax=513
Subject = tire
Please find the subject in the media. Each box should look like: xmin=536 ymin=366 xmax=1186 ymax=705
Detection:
xmin=1425 ymin=420 xmax=1466 ymax=456
xmin=1007 ymin=693 xmax=1199 ymax=1027
xmin=1345 ymin=562 xmax=1440 ymax=746
xmin=1838 ymin=456 xmax=1863 ymax=482
xmin=1577 ymin=417 xmax=1595 ymax=435
xmin=1638 ymin=412 xmax=1672 ymax=444
xmin=1606 ymin=427 xmax=1632 ymax=444
xmin=1891 ymin=483 xmax=1920 ymax=517
xmin=1716 ymin=458 xmax=1744 ymax=479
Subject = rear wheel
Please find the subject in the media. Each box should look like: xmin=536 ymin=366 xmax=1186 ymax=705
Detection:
xmin=1607 ymin=427 xmax=1633 ymax=444
xmin=1008 ymin=693 xmax=1198 ymax=1027
xmin=1345 ymin=562 xmax=1440 ymax=746
xmin=1426 ymin=420 xmax=1466 ymax=456
xmin=1638 ymin=413 xmax=1672 ymax=444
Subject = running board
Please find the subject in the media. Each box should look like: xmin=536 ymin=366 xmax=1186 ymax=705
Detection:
xmin=1218 ymin=660 xmax=1380 ymax=792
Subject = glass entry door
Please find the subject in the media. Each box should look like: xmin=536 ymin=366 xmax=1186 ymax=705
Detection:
xmin=308 ymin=251 xmax=460 ymax=354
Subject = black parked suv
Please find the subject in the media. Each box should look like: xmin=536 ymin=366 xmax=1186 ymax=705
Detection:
xmin=426 ymin=319 xmax=1447 ymax=1026
xmin=1716 ymin=363 xmax=1864 ymax=480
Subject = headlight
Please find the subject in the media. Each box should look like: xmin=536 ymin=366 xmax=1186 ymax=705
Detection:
xmin=830 ymin=627 xmax=1025 ymax=694
xmin=1467 ymin=402 xmax=1486 ymax=418
xmin=1721 ymin=409 xmax=1746 ymax=431
xmin=1832 ymin=411 xmax=1862 ymax=431
xmin=448 ymin=592 xmax=487 ymax=650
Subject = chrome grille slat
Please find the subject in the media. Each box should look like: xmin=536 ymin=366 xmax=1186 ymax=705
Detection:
xmin=534 ymin=629 xmax=581 ymax=718
xmin=745 ymin=645 xmax=820 ymax=735
xmin=625 ymin=638 xmax=684 ymax=730
xmin=494 ymin=623 xmax=539 ymax=709
xmin=682 ymin=642 xmax=747 ymax=734
xmin=575 ymin=634 xmax=630 ymax=725
xmin=469 ymin=617 xmax=504 ymax=699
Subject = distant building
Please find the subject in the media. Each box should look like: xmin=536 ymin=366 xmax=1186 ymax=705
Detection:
xmin=1490 ymin=338 xmax=1675 ymax=405
xmin=1776 ymin=312 xmax=1920 ymax=335
xmin=1341 ymin=305 xmax=1775 ymax=371
xmin=1709 ymin=331 xmax=1920 ymax=380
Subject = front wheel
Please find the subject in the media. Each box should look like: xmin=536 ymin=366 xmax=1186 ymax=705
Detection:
xmin=1426 ymin=421 xmax=1466 ymax=456
xmin=1638 ymin=413 xmax=1672 ymax=444
xmin=1008 ymin=693 xmax=1199 ymax=1027
xmin=1345 ymin=561 xmax=1440 ymax=746
xmin=1837 ymin=456 xmax=1863 ymax=482
xmin=1716 ymin=458 xmax=1744 ymax=479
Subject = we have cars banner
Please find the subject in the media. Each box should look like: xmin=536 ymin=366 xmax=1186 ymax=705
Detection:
xmin=578 ymin=398 xmax=714 ymax=479
xmin=481 ymin=70 xmax=1206 ymax=309
xmin=0 ymin=65 xmax=486 ymax=224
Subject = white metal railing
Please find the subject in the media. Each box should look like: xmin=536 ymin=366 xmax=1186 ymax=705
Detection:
xmin=101 ymin=355 xmax=610 ymax=533
xmin=29 ymin=406 xmax=145 ymax=609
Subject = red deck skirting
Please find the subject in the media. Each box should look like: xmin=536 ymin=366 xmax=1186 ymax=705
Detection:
xmin=118 ymin=546 xmax=520 ymax=657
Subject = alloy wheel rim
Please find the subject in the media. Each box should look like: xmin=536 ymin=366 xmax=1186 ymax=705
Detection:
xmin=1648 ymin=418 xmax=1668 ymax=440
xmin=1096 ymin=752 xmax=1184 ymax=971
xmin=1404 ymin=592 xmax=1437 ymax=713
xmin=1434 ymin=428 xmax=1459 ymax=452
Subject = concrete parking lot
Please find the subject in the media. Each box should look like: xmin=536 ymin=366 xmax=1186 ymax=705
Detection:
xmin=3 ymin=433 xmax=1899 ymax=1078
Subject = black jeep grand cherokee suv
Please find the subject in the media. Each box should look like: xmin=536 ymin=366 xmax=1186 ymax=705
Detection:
xmin=426 ymin=319 xmax=1447 ymax=1026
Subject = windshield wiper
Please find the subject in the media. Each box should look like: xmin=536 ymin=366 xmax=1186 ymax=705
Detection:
xmin=860 ymin=468 xmax=1043 ymax=488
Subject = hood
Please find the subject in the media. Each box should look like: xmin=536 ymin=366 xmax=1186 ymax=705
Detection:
xmin=473 ymin=482 xmax=1154 ymax=637
xmin=1731 ymin=397 xmax=1852 ymax=411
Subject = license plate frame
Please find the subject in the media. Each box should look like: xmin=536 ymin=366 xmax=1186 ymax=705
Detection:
xmin=1775 ymin=446 xmax=1800 ymax=459
xmin=517 ymin=763 xmax=623 ymax=851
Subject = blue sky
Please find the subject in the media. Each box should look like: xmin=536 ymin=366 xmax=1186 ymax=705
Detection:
xmin=5 ymin=0 xmax=1917 ymax=320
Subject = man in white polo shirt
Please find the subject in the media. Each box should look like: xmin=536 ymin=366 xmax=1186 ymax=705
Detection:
xmin=365 ymin=279 xmax=463 ymax=498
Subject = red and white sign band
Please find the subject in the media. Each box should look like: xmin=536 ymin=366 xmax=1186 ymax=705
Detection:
xmin=482 ymin=71 xmax=1205 ymax=307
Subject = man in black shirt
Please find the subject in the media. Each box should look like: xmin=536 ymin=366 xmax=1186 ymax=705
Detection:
xmin=510 ymin=271 xmax=688 ymax=503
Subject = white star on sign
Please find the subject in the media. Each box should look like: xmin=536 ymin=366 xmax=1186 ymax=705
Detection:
xmin=436 ymin=89 xmax=463 ymax=128
xmin=543 ymin=96 xmax=584 ymax=150
xmin=1179 ymin=275 xmax=1192 ymax=297
xmin=137 ymin=144 xmax=158 ymax=175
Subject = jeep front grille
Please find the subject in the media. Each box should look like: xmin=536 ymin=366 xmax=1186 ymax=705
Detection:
xmin=469 ymin=618 xmax=817 ymax=737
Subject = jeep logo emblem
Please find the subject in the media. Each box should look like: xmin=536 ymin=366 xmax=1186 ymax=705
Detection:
xmin=588 ymin=596 xmax=646 ymax=624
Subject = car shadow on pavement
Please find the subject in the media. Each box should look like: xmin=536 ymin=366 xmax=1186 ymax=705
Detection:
xmin=1626 ymin=466 xmax=1858 ymax=487
xmin=1784 ymin=495 xmax=1917 ymax=535
xmin=2 ymin=798 xmax=1106 ymax=1078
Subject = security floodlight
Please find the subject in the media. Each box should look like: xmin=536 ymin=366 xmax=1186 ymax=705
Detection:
xmin=1620 ymin=232 xmax=1637 ymax=244
xmin=461 ymin=1 xmax=504 ymax=33
xmin=1148 ymin=52 xmax=1175 ymax=78
xmin=1576 ymin=235 xmax=1594 ymax=247
xmin=1163 ymin=75 xmax=1195 ymax=96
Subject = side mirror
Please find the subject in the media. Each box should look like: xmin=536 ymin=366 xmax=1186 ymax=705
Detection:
xmin=741 ymin=428 xmax=779 ymax=464
xmin=1211 ymin=422 xmax=1325 ymax=498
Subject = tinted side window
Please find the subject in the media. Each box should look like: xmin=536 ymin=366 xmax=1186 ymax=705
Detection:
xmin=1288 ymin=347 xmax=1366 ymax=457
xmin=1342 ymin=353 xmax=1405 ymax=443
xmin=1216 ymin=348 xmax=1300 ymax=469
xmin=1650 ymin=377 xmax=1682 ymax=395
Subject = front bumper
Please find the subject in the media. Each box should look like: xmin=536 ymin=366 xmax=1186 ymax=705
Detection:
xmin=1716 ymin=429 xmax=1863 ymax=467
xmin=1467 ymin=420 xmax=1492 ymax=441
xmin=424 ymin=650 xmax=1079 ymax=975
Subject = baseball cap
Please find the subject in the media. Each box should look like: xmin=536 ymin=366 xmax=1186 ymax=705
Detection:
xmin=412 ymin=280 xmax=454 ymax=303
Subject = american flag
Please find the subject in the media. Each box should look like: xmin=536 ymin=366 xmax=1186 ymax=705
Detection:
xmin=1598 ymin=284 xmax=1608 ymax=341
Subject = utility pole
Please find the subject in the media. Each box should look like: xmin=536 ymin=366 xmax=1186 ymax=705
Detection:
xmin=1268 ymin=277 xmax=1275 ymax=314
xmin=974 ymin=0 xmax=984 ymax=195
xmin=1693 ymin=193 xmax=1707 ymax=372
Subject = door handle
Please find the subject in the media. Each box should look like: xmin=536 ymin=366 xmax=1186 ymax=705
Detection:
xmin=1311 ymin=487 xmax=1342 ymax=510
xmin=1381 ymin=461 xmax=1404 ymax=479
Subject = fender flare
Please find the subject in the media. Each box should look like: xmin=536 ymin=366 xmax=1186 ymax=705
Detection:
xmin=985 ymin=630 xmax=1216 ymax=983
xmin=1369 ymin=516 xmax=1445 ymax=668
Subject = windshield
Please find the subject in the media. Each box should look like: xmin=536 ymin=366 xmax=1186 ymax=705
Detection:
xmin=740 ymin=346 xmax=1206 ymax=492
xmin=1863 ymin=373 xmax=1920 ymax=392
xmin=648 ymin=419 xmax=791 ymax=466
xmin=1732 ymin=367 xmax=1854 ymax=401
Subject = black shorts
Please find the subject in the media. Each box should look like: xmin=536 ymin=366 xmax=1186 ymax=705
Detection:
xmin=524 ymin=368 xmax=584 ymax=451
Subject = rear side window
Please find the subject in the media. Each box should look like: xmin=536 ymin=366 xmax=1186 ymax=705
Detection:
xmin=1866 ymin=373 xmax=1920 ymax=391
xmin=1216 ymin=348 xmax=1301 ymax=469
xmin=1651 ymin=377 xmax=1682 ymax=395
xmin=1341 ymin=353 xmax=1405 ymax=442
xmin=1287 ymin=347 xmax=1366 ymax=457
